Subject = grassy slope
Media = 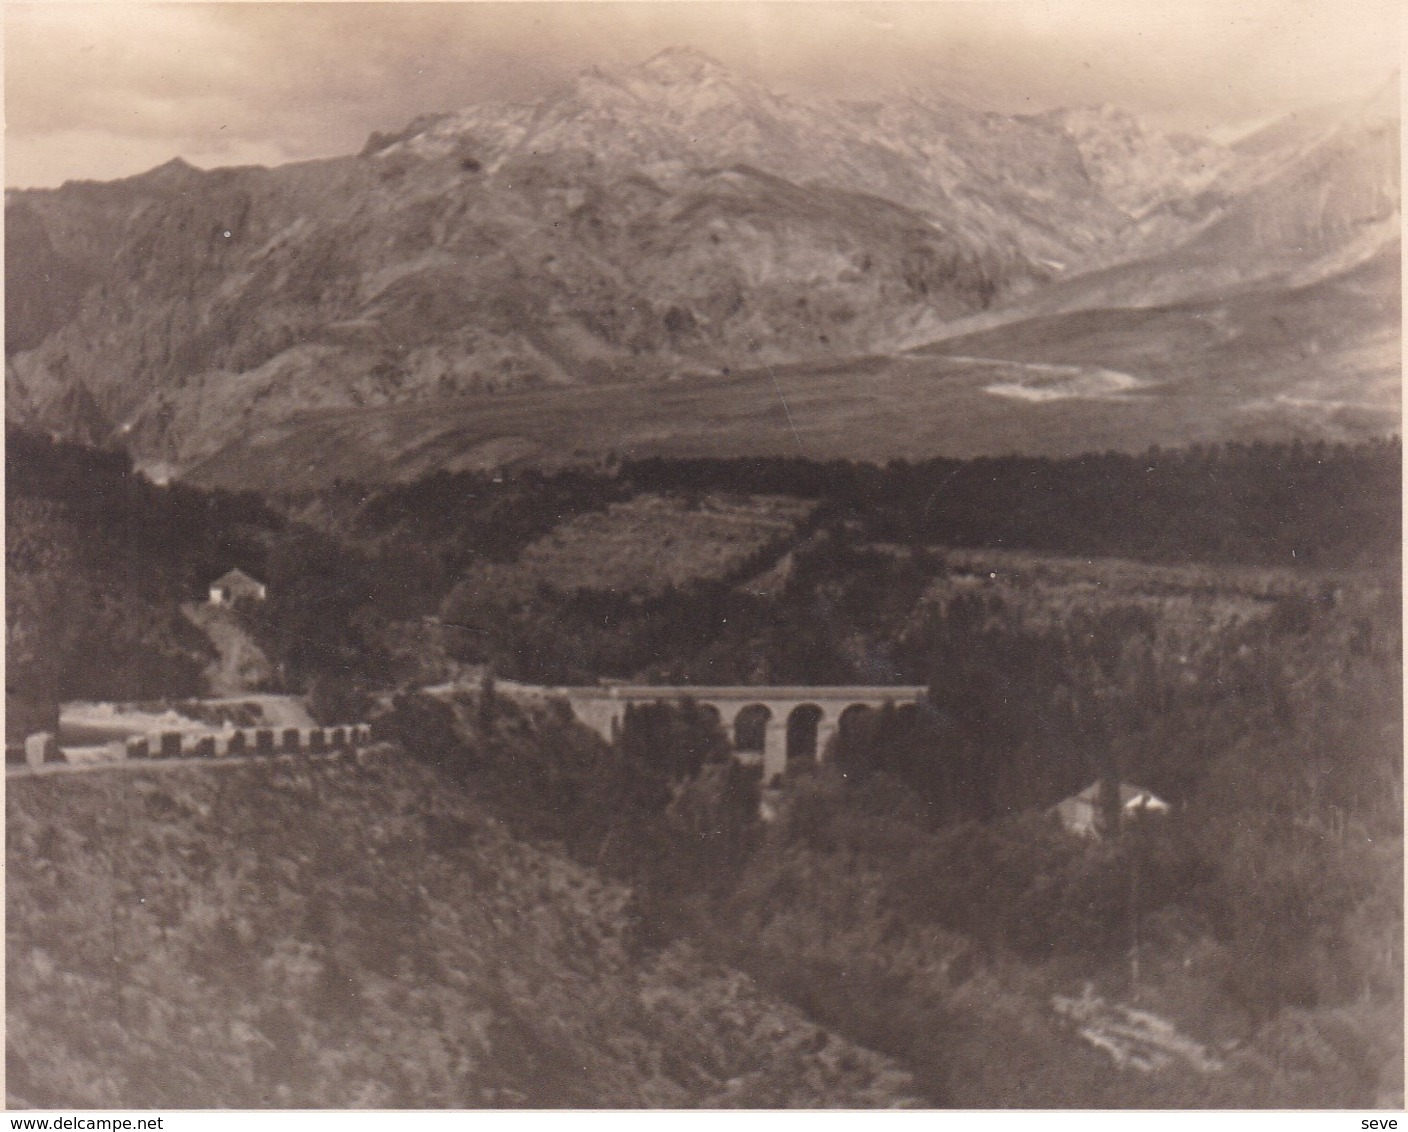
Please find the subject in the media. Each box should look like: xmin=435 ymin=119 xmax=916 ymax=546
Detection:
xmin=449 ymin=493 xmax=813 ymax=606
xmin=919 ymin=244 xmax=1400 ymax=424
xmin=6 ymin=749 xmax=921 ymax=1109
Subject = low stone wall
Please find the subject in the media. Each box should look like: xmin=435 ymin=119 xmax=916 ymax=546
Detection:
xmin=13 ymin=723 xmax=375 ymax=771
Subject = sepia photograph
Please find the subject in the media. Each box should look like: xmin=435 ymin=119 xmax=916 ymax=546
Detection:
xmin=4 ymin=0 xmax=1402 ymax=1111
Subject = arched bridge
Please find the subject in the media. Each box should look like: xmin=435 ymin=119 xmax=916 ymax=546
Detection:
xmin=548 ymin=684 xmax=929 ymax=783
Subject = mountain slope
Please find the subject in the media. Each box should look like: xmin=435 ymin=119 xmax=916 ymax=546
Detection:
xmin=7 ymin=751 xmax=922 ymax=1108
xmin=918 ymin=241 xmax=1401 ymax=436
xmin=181 ymin=248 xmax=1395 ymax=493
xmin=938 ymin=81 xmax=1400 ymax=332
xmin=1038 ymin=103 xmax=1236 ymax=221
xmin=5 ymin=50 xmax=1396 ymax=480
xmin=7 ymin=146 xmax=1037 ymax=471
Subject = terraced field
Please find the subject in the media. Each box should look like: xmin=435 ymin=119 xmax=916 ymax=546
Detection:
xmin=512 ymin=494 xmax=813 ymax=596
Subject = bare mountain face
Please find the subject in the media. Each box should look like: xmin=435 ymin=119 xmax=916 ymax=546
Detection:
xmin=963 ymin=77 xmax=1402 ymax=326
xmin=1038 ymin=104 xmax=1235 ymax=220
xmin=372 ymin=47 xmax=1130 ymax=265
xmin=5 ymin=49 xmax=1399 ymax=486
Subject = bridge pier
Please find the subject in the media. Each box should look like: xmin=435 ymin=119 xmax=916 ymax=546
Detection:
xmin=762 ymin=719 xmax=788 ymax=784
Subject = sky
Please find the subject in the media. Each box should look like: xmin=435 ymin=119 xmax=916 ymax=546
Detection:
xmin=5 ymin=0 xmax=1401 ymax=189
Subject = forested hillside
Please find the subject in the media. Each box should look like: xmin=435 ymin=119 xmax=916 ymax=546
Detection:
xmin=6 ymin=428 xmax=1401 ymax=1106
xmin=5 ymin=429 xmax=278 ymax=733
xmin=11 ymin=427 xmax=1399 ymax=708
xmin=624 ymin=441 xmax=1401 ymax=567
xmin=6 ymin=427 xmax=388 ymax=729
xmin=377 ymin=659 xmax=1401 ymax=1106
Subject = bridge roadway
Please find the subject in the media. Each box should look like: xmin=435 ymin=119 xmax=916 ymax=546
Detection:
xmin=513 ymin=683 xmax=929 ymax=783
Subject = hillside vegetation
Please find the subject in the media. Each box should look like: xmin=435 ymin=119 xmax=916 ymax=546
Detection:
xmin=385 ymin=643 xmax=1402 ymax=1108
xmin=7 ymin=750 xmax=919 ymax=1108
xmin=509 ymin=493 xmax=814 ymax=597
xmin=12 ymin=427 xmax=1397 ymax=701
xmin=8 ymin=429 xmax=1399 ymax=1107
xmin=4 ymin=429 xmax=276 ymax=734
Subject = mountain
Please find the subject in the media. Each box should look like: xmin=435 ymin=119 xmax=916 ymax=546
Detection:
xmin=1038 ymin=103 xmax=1236 ymax=221
xmin=182 ymin=245 xmax=1398 ymax=495
xmin=373 ymin=47 xmax=1130 ymax=266
xmin=919 ymin=79 xmax=1401 ymax=337
xmin=7 ymin=151 xmax=1036 ymax=471
xmin=5 ymin=49 xmax=1398 ymax=485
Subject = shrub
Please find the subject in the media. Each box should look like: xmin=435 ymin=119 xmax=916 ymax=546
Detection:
xmin=378 ymin=694 xmax=475 ymax=775
xmin=307 ymin=672 xmax=373 ymax=726
xmin=617 ymin=698 xmax=731 ymax=782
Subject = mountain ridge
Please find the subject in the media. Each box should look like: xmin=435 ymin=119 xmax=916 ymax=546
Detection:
xmin=5 ymin=50 xmax=1398 ymax=486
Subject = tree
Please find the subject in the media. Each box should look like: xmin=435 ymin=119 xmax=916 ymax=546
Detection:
xmin=617 ymin=698 xmax=730 ymax=783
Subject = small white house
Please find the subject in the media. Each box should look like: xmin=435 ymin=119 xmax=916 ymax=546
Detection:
xmin=209 ymin=568 xmax=267 ymax=606
xmin=1052 ymin=781 xmax=1169 ymax=838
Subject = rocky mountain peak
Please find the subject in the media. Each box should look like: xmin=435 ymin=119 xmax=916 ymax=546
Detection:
xmin=560 ymin=48 xmax=750 ymax=117
xmin=563 ymin=64 xmax=636 ymax=108
xmin=1046 ymin=103 xmax=1145 ymax=139
xmin=634 ymin=46 xmax=735 ymax=86
xmin=127 ymin=155 xmax=204 ymax=188
xmin=151 ymin=155 xmax=198 ymax=175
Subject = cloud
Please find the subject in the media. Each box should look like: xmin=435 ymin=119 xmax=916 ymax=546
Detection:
xmin=5 ymin=1 xmax=1399 ymax=187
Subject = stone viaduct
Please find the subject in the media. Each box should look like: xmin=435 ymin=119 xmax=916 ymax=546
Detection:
xmin=546 ymin=684 xmax=929 ymax=783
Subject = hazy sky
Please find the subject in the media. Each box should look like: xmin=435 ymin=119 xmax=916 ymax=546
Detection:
xmin=5 ymin=1 xmax=1400 ymax=188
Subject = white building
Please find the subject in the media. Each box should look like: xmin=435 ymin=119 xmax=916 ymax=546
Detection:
xmin=1052 ymin=781 xmax=1169 ymax=837
xmin=208 ymin=568 xmax=267 ymax=606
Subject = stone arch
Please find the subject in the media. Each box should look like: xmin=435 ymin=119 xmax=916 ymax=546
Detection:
xmin=733 ymin=703 xmax=772 ymax=753
xmin=832 ymin=702 xmax=876 ymax=765
xmin=891 ymin=701 xmax=922 ymax=726
xmin=837 ymin=702 xmax=875 ymax=737
xmin=785 ymin=704 xmax=825 ymax=766
xmin=694 ymin=700 xmax=725 ymax=734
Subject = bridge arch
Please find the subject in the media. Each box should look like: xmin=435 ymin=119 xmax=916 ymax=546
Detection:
xmin=537 ymin=683 xmax=929 ymax=787
xmin=695 ymin=700 xmax=725 ymax=732
xmin=785 ymin=703 xmax=824 ymax=767
xmin=837 ymin=702 xmax=875 ymax=736
xmin=732 ymin=703 xmax=772 ymax=754
xmin=833 ymin=703 xmax=875 ymax=767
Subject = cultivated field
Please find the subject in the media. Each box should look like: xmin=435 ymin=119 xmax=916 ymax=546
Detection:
xmin=511 ymin=493 xmax=814 ymax=596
